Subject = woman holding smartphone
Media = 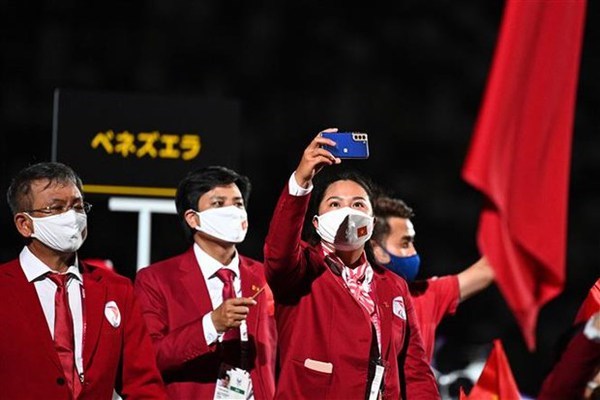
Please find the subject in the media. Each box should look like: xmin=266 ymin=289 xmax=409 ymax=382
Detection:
xmin=263 ymin=128 xmax=440 ymax=399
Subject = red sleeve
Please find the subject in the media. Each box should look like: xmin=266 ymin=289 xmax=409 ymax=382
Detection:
xmin=432 ymin=275 xmax=460 ymax=317
xmin=263 ymin=184 xmax=313 ymax=297
xmin=117 ymin=281 xmax=169 ymax=399
xmin=410 ymin=275 xmax=460 ymax=322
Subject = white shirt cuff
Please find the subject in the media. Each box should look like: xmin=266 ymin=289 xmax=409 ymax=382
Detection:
xmin=202 ymin=312 xmax=222 ymax=345
xmin=288 ymin=172 xmax=313 ymax=196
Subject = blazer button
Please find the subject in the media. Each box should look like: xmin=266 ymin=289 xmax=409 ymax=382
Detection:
xmin=56 ymin=377 xmax=66 ymax=385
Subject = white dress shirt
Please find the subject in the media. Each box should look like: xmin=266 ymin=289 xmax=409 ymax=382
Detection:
xmin=19 ymin=246 xmax=84 ymax=376
xmin=195 ymin=243 xmax=242 ymax=345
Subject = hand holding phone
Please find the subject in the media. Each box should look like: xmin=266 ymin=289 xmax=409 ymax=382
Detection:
xmin=320 ymin=132 xmax=369 ymax=159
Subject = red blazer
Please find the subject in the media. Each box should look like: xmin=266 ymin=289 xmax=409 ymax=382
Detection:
xmin=134 ymin=247 xmax=277 ymax=400
xmin=264 ymin=186 xmax=440 ymax=400
xmin=0 ymin=258 xmax=167 ymax=400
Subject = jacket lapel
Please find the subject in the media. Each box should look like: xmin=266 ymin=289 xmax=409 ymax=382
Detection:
xmin=81 ymin=269 xmax=107 ymax=370
xmin=239 ymin=258 xmax=264 ymax=335
xmin=374 ymin=273 xmax=394 ymax=359
xmin=179 ymin=248 xmax=212 ymax=316
xmin=2 ymin=261 xmax=64 ymax=372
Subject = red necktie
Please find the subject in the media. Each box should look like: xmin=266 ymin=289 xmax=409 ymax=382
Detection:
xmin=48 ymin=273 xmax=80 ymax=398
xmin=215 ymin=268 xmax=239 ymax=340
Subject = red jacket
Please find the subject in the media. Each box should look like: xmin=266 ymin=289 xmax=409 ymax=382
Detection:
xmin=0 ymin=258 xmax=167 ymax=400
xmin=134 ymin=247 xmax=277 ymax=400
xmin=264 ymin=186 xmax=440 ymax=400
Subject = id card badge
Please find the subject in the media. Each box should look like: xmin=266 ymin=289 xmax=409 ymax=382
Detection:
xmin=367 ymin=364 xmax=385 ymax=400
xmin=214 ymin=363 xmax=251 ymax=400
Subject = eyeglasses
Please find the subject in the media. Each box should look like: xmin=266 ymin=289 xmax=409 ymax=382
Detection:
xmin=25 ymin=202 xmax=93 ymax=215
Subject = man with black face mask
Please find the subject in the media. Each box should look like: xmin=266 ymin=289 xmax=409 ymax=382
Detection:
xmin=134 ymin=165 xmax=276 ymax=400
xmin=370 ymin=195 xmax=495 ymax=363
xmin=0 ymin=161 xmax=167 ymax=399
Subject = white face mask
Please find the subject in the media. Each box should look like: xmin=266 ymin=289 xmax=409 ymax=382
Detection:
xmin=195 ymin=206 xmax=248 ymax=244
xmin=314 ymin=207 xmax=374 ymax=251
xmin=27 ymin=209 xmax=87 ymax=253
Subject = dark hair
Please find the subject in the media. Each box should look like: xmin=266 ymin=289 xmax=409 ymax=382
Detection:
xmin=175 ymin=165 xmax=251 ymax=242
xmin=372 ymin=196 xmax=415 ymax=244
xmin=6 ymin=162 xmax=83 ymax=215
xmin=302 ymin=167 xmax=381 ymax=245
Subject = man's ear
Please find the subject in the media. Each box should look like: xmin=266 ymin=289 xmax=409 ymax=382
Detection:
xmin=184 ymin=209 xmax=200 ymax=229
xmin=370 ymin=239 xmax=390 ymax=264
xmin=14 ymin=213 xmax=33 ymax=238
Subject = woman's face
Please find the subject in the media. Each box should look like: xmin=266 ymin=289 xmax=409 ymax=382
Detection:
xmin=317 ymin=179 xmax=373 ymax=216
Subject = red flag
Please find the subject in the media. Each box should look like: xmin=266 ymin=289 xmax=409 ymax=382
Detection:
xmin=461 ymin=0 xmax=587 ymax=350
xmin=573 ymin=278 xmax=600 ymax=325
xmin=464 ymin=339 xmax=521 ymax=400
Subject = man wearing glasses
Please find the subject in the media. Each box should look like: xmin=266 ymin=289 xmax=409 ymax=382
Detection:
xmin=0 ymin=161 xmax=167 ymax=399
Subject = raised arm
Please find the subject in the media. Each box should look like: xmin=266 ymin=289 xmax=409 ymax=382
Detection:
xmin=457 ymin=255 xmax=495 ymax=302
xmin=263 ymin=129 xmax=341 ymax=293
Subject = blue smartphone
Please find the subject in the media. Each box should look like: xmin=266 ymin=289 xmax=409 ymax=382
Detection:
xmin=321 ymin=132 xmax=369 ymax=159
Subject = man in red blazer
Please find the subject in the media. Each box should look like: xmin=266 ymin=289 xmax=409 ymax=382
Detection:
xmin=0 ymin=161 xmax=167 ymax=400
xmin=134 ymin=165 xmax=276 ymax=400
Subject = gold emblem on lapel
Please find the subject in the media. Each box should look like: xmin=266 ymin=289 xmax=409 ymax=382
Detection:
xmin=251 ymin=285 xmax=266 ymax=300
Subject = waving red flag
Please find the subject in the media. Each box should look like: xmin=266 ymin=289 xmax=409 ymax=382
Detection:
xmin=574 ymin=278 xmax=600 ymax=325
xmin=462 ymin=0 xmax=587 ymax=350
xmin=461 ymin=339 xmax=521 ymax=400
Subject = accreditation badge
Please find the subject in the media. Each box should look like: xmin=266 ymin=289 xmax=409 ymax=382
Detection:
xmin=214 ymin=363 xmax=251 ymax=400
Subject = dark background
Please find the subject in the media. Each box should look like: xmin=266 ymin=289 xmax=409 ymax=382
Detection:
xmin=1 ymin=2 xmax=598 ymax=398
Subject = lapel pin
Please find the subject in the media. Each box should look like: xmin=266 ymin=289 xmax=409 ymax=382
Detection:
xmin=251 ymin=285 xmax=266 ymax=300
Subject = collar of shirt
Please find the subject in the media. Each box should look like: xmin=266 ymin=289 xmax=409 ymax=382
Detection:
xmin=19 ymin=246 xmax=83 ymax=284
xmin=193 ymin=242 xmax=241 ymax=279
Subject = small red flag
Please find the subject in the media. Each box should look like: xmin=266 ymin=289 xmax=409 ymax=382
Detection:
xmin=464 ymin=339 xmax=521 ymax=400
xmin=462 ymin=0 xmax=587 ymax=350
xmin=573 ymin=278 xmax=600 ymax=325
